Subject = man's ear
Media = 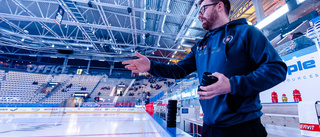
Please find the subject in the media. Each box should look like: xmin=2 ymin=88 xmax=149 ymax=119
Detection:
xmin=217 ymin=2 xmax=225 ymax=13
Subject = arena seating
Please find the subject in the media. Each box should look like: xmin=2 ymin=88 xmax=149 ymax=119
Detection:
xmin=0 ymin=71 xmax=52 ymax=103
xmin=51 ymin=74 xmax=72 ymax=83
xmin=129 ymin=78 xmax=175 ymax=99
xmin=0 ymin=70 xmax=174 ymax=106
xmin=91 ymin=78 xmax=115 ymax=99
xmin=43 ymin=75 xmax=102 ymax=104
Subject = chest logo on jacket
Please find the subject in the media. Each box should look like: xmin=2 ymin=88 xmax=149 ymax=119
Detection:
xmin=223 ymin=35 xmax=234 ymax=44
xmin=196 ymin=45 xmax=222 ymax=56
xmin=197 ymin=45 xmax=207 ymax=51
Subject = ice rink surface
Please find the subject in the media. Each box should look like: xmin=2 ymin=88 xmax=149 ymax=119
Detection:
xmin=0 ymin=112 xmax=173 ymax=137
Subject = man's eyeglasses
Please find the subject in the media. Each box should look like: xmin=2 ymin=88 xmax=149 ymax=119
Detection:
xmin=199 ymin=2 xmax=220 ymax=15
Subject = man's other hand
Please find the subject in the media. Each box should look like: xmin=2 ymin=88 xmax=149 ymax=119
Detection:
xmin=197 ymin=72 xmax=231 ymax=100
xmin=122 ymin=51 xmax=151 ymax=73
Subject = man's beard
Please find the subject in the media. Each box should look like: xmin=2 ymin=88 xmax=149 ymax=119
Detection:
xmin=202 ymin=9 xmax=218 ymax=31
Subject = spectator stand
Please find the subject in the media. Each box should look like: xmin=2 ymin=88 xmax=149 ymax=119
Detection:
xmin=129 ymin=78 xmax=175 ymax=100
xmin=0 ymin=71 xmax=53 ymax=104
xmin=122 ymin=79 xmax=135 ymax=97
xmin=38 ymin=74 xmax=73 ymax=104
xmin=43 ymin=75 xmax=102 ymax=104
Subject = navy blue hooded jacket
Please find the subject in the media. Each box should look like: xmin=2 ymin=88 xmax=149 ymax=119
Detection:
xmin=148 ymin=18 xmax=287 ymax=127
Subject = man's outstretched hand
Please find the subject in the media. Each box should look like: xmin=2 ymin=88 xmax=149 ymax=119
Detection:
xmin=122 ymin=51 xmax=151 ymax=73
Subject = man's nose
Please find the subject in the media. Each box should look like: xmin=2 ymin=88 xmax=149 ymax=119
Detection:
xmin=198 ymin=13 xmax=202 ymax=20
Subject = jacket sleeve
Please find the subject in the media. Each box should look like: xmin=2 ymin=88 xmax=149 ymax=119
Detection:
xmin=229 ymin=26 xmax=287 ymax=97
xmin=148 ymin=45 xmax=197 ymax=79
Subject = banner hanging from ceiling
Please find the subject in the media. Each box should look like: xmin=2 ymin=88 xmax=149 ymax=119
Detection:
xmin=54 ymin=5 xmax=64 ymax=26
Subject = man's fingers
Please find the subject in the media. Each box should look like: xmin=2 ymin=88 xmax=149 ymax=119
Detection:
xmin=200 ymin=84 xmax=217 ymax=92
xmin=125 ymin=66 xmax=137 ymax=70
xmin=199 ymin=94 xmax=217 ymax=100
xmin=212 ymin=72 xmax=221 ymax=78
xmin=124 ymin=64 xmax=136 ymax=69
xmin=197 ymin=91 xmax=215 ymax=96
xmin=122 ymin=60 xmax=135 ymax=65
xmin=135 ymin=51 xmax=145 ymax=58
xmin=197 ymin=91 xmax=208 ymax=96
xmin=125 ymin=64 xmax=137 ymax=70
xmin=199 ymin=86 xmax=207 ymax=91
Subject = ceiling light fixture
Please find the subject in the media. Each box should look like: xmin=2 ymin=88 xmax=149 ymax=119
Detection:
xmin=255 ymin=4 xmax=289 ymax=30
xmin=181 ymin=39 xmax=185 ymax=44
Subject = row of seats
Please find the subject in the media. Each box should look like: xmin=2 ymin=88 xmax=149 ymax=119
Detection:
xmin=51 ymin=74 xmax=72 ymax=82
xmin=6 ymin=71 xmax=52 ymax=83
xmin=69 ymin=75 xmax=102 ymax=82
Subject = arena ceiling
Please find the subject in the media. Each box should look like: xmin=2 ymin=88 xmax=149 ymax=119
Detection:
xmin=0 ymin=0 xmax=283 ymax=64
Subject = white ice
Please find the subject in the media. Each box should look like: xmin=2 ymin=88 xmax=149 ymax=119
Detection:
xmin=0 ymin=112 xmax=172 ymax=137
